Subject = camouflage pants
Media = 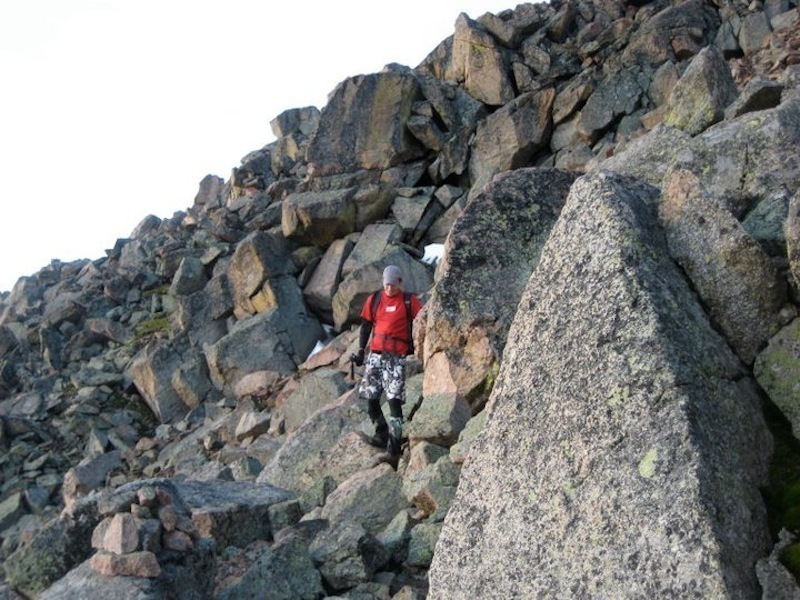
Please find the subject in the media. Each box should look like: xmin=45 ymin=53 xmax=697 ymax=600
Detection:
xmin=358 ymin=352 xmax=406 ymax=403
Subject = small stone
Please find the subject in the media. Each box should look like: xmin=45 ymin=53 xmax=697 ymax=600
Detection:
xmin=103 ymin=513 xmax=140 ymax=554
xmin=130 ymin=503 xmax=151 ymax=519
xmin=163 ymin=530 xmax=194 ymax=552
xmin=92 ymin=517 xmax=112 ymax=550
xmin=90 ymin=550 xmax=161 ymax=578
xmin=137 ymin=486 xmax=158 ymax=507
xmin=158 ymin=504 xmax=178 ymax=532
xmin=155 ymin=487 xmax=175 ymax=506
xmin=135 ymin=437 xmax=158 ymax=452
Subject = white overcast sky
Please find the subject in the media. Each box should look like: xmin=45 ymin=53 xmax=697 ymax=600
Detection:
xmin=0 ymin=0 xmax=515 ymax=293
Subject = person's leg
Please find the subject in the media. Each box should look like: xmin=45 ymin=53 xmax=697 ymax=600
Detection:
xmin=383 ymin=356 xmax=406 ymax=457
xmin=386 ymin=397 xmax=404 ymax=457
xmin=358 ymin=352 xmax=388 ymax=447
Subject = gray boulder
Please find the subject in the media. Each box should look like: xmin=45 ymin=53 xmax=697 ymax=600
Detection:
xmin=725 ymin=78 xmax=784 ymax=119
xmin=309 ymin=520 xmax=389 ymax=591
xmin=341 ymin=223 xmax=404 ymax=278
xmin=281 ymin=189 xmax=357 ymax=248
xmin=603 ymin=96 xmax=800 ymax=215
xmin=216 ymin=532 xmax=324 ymax=600
xmin=303 ymin=237 xmax=356 ymax=320
xmin=623 ymin=0 xmax=719 ymax=67
xmin=423 ymin=168 xmax=575 ymax=409
xmin=739 ymin=11 xmax=773 ymax=56
xmin=407 ymin=522 xmax=442 ymax=569
xmin=319 ymin=463 xmax=407 ymax=537
xmin=664 ymin=45 xmax=738 ymax=135
xmin=205 ymin=289 xmax=323 ymax=398
xmin=755 ymin=318 xmax=800 ymax=439
xmin=173 ymin=273 xmax=232 ymax=347
xmin=428 ymin=171 xmax=772 ymax=598
xmin=306 ymin=71 xmax=425 ymax=177
xmin=660 ymin=170 xmax=787 ymax=364
xmin=468 ymin=88 xmax=556 ymax=196
xmin=742 ymin=187 xmax=791 ymax=257
xmin=226 ymin=230 xmax=295 ymax=319
xmin=168 ymin=256 xmax=206 ymax=297
xmin=270 ymin=105 xmax=320 ymax=139
xmin=278 ymin=368 xmax=351 ymax=433
xmin=577 ymin=68 xmax=647 ymax=144
xmin=129 ymin=340 xmax=192 ymax=424
xmin=418 ymin=13 xmax=515 ymax=107
xmin=175 ymin=479 xmax=294 ymax=549
xmin=257 ymin=390 xmax=374 ymax=493
xmin=39 ymin=561 xmax=162 ymax=600
xmin=405 ymin=392 xmax=471 ymax=448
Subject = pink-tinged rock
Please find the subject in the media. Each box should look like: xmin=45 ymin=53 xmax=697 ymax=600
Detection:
xmin=234 ymin=410 xmax=272 ymax=442
xmin=103 ymin=513 xmax=140 ymax=554
xmin=158 ymin=504 xmax=179 ymax=532
xmin=156 ymin=487 xmax=175 ymax=506
xmin=297 ymin=344 xmax=341 ymax=371
xmin=135 ymin=437 xmax=159 ymax=452
xmin=91 ymin=517 xmax=112 ymax=550
xmin=163 ymin=530 xmax=194 ymax=552
xmin=130 ymin=503 xmax=152 ymax=519
xmin=90 ymin=550 xmax=161 ymax=578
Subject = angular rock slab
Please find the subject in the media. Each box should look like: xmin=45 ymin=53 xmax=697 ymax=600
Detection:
xmin=661 ymin=170 xmax=787 ymax=365
xmin=428 ymin=171 xmax=772 ymax=598
xmin=305 ymin=71 xmax=424 ymax=177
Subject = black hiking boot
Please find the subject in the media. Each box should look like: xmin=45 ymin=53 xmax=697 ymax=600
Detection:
xmin=357 ymin=422 xmax=388 ymax=449
xmin=387 ymin=417 xmax=404 ymax=458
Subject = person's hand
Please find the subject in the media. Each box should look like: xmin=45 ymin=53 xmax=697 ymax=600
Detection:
xmin=351 ymin=349 xmax=365 ymax=367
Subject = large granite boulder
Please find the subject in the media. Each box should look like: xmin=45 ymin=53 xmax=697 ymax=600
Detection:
xmin=577 ymin=67 xmax=647 ymax=144
xmin=129 ymin=340 xmax=193 ymax=424
xmin=305 ymin=71 xmax=425 ymax=177
xmin=468 ymin=88 xmax=556 ymax=195
xmin=278 ymin=368 xmax=351 ymax=433
xmin=417 ymin=13 xmax=515 ymax=107
xmin=257 ymin=390 xmax=375 ymax=493
xmin=281 ymin=189 xmax=358 ymax=248
xmin=205 ymin=297 xmax=323 ymax=398
xmin=423 ymin=167 xmax=576 ymax=410
xmin=428 ymin=171 xmax=772 ymax=598
xmin=226 ymin=230 xmax=296 ymax=319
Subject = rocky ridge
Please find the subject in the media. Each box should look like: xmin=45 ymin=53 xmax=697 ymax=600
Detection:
xmin=1 ymin=0 xmax=800 ymax=598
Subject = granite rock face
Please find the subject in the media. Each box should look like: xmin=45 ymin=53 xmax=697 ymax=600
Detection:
xmin=428 ymin=171 xmax=773 ymax=598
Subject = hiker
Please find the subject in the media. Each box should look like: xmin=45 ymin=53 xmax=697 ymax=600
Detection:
xmin=352 ymin=265 xmax=422 ymax=457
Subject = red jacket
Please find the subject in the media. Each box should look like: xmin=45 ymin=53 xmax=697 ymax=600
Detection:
xmin=361 ymin=290 xmax=422 ymax=355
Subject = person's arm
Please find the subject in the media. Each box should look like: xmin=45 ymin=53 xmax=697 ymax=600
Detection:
xmin=353 ymin=293 xmax=376 ymax=365
xmin=358 ymin=318 xmax=373 ymax=357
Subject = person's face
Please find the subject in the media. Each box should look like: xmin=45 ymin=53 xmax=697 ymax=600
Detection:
xmin=383 ymin=281 xmax=401 ymax=297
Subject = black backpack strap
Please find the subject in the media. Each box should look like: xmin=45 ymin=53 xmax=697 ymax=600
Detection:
xmin=404 ymin=292 xmax=414 ymax=356
xmin=370 ymin=290 xmax=382 ymax=322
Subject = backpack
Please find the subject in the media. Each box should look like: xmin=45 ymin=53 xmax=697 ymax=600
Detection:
xmin=370 ymin=290 xmax=414 ymax=356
